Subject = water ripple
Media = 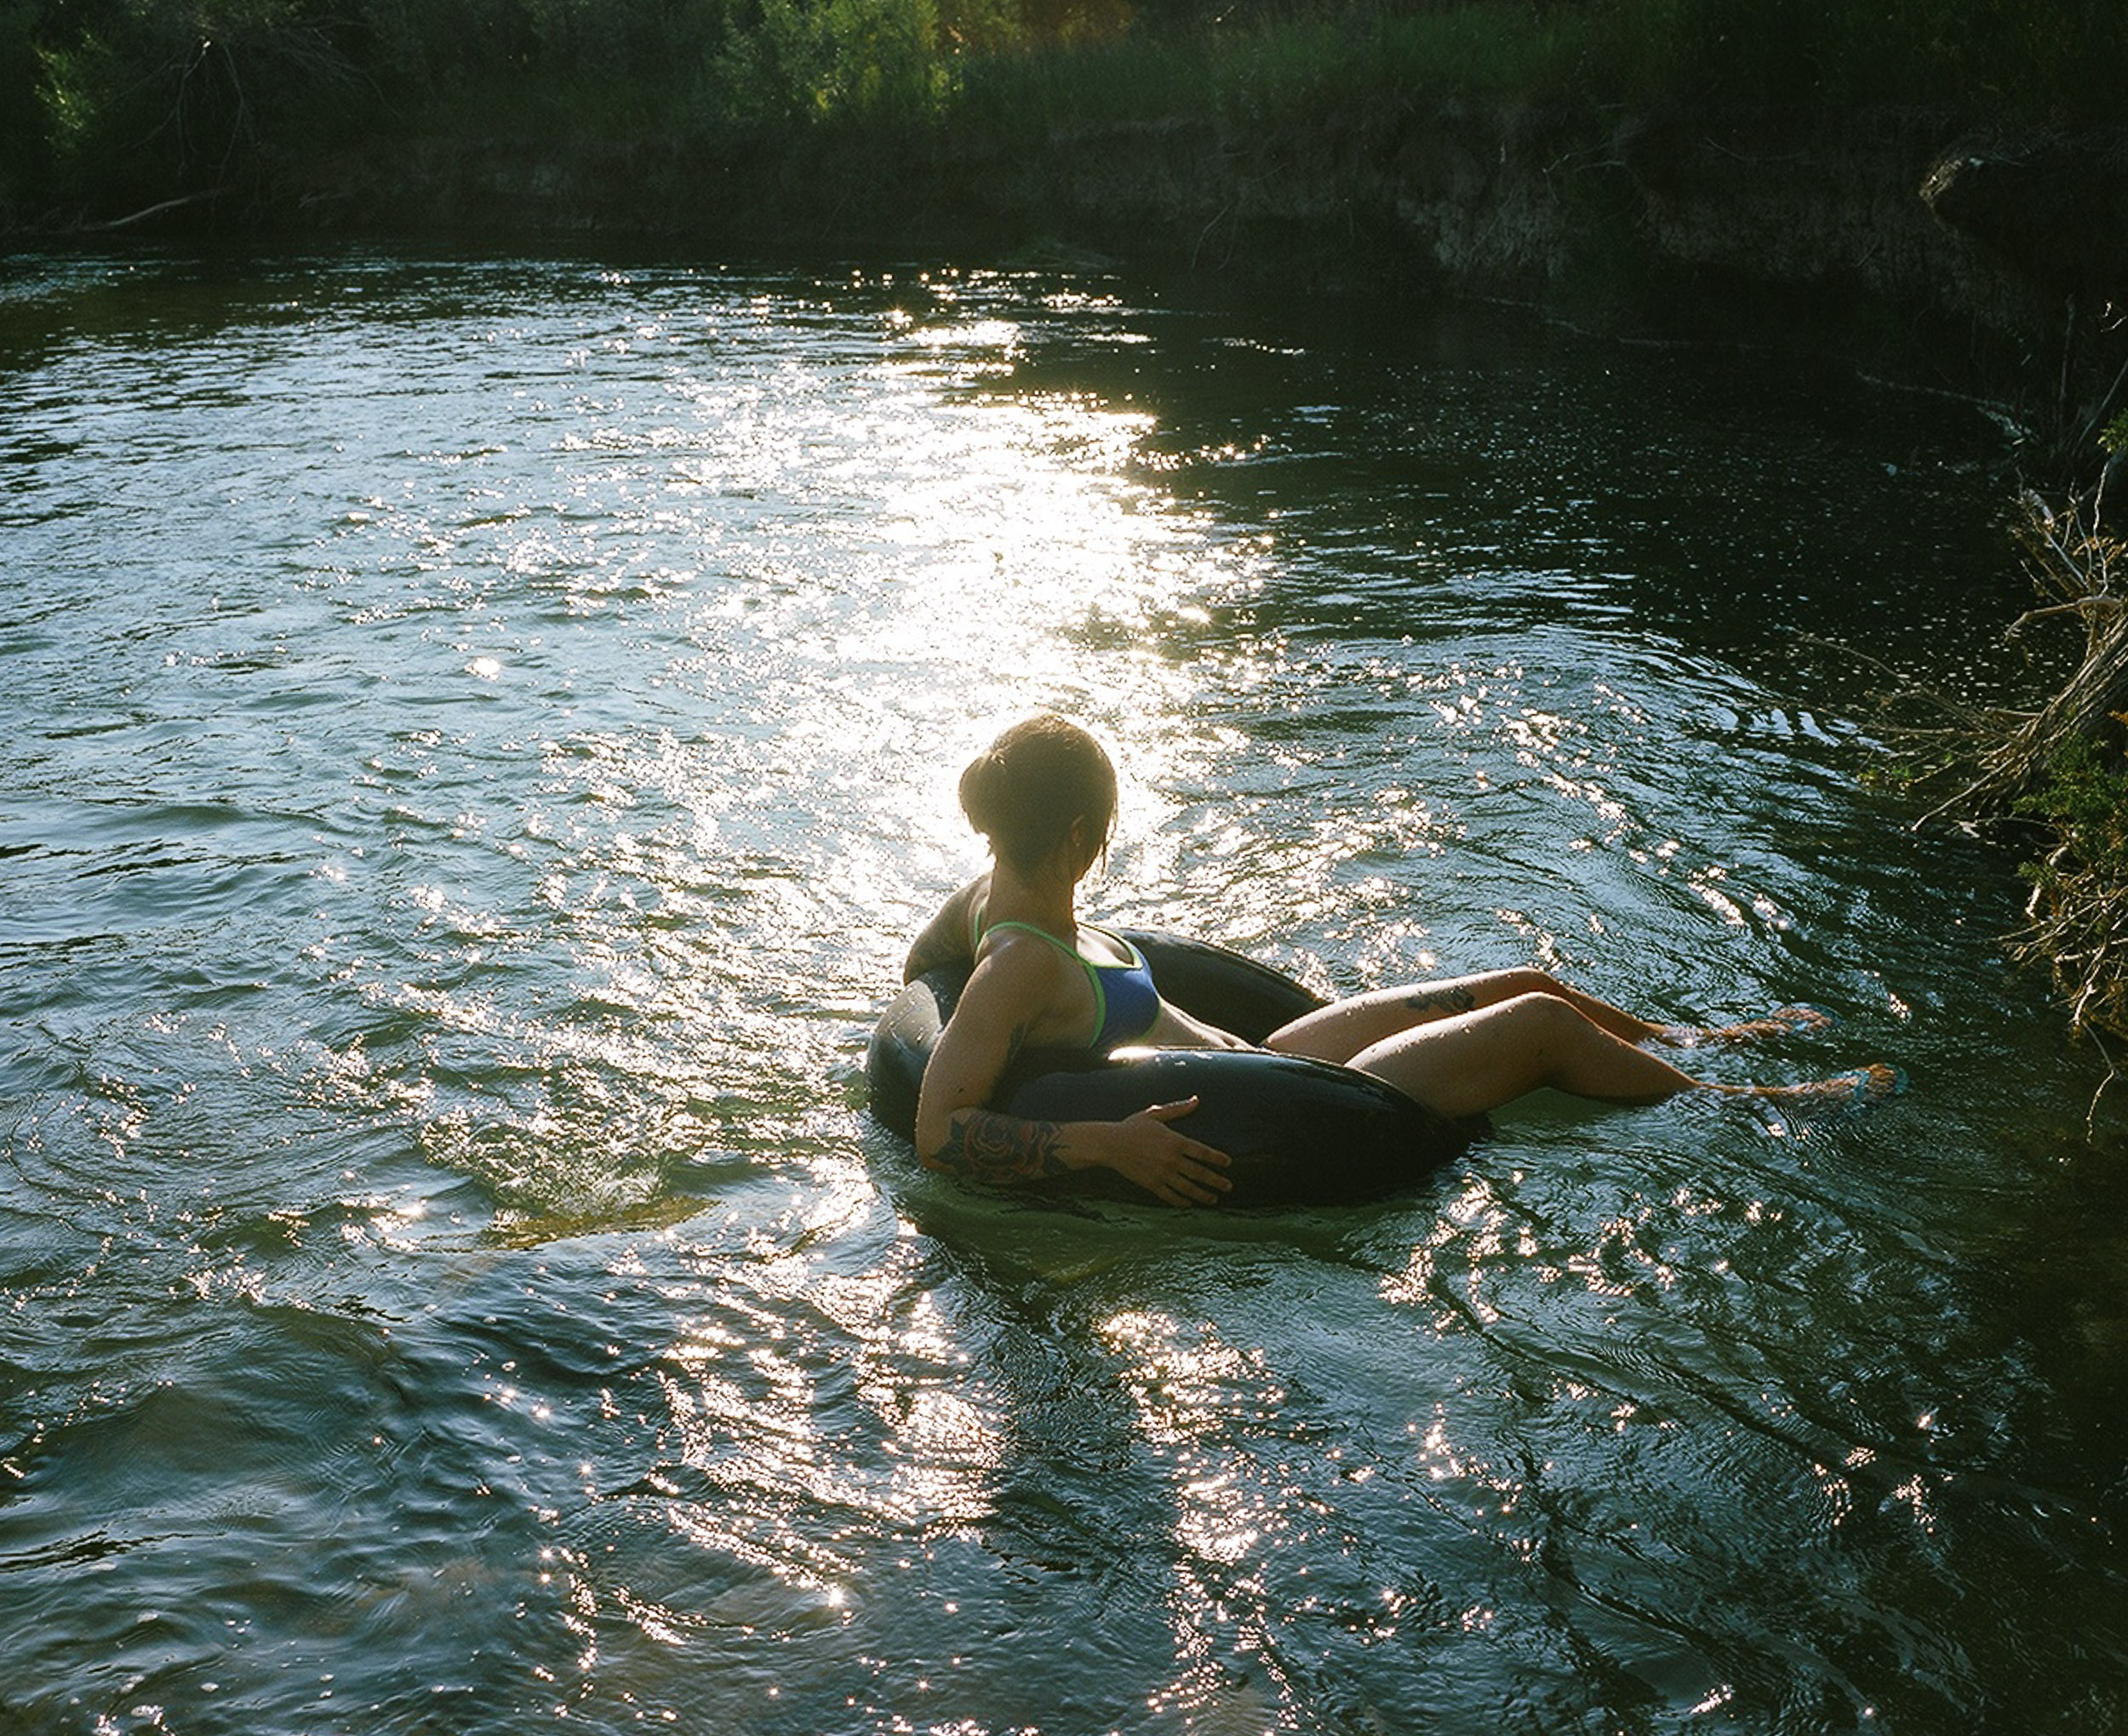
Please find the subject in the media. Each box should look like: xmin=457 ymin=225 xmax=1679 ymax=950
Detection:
xmin=0 ymin=250 xmax=2117 ymax=1736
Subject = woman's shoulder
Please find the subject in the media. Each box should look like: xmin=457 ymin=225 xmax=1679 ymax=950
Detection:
xmin=958 ymin=917 xmax=1084 ymax=1041
xmin=969 ymin=920 xmax=1069 ymax=983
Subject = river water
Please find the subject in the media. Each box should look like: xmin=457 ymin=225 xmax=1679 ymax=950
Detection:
xmin=3 ymin=248 xmax=2123 ymax=1734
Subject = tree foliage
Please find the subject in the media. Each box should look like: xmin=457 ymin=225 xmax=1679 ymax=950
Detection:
xmin=3 ymin=0 xmax=2121 ymax=225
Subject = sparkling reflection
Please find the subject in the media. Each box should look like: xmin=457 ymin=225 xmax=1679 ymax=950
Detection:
xmin=0 ymin=253 xmax=2094 ymax=1736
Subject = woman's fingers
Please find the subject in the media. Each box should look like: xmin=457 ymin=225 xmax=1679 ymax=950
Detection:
xmin=1156 ymin=1169 xmax=1217 ymax=1206
xmin=1141 ymin=1098 xmax=1231 ymax=1164
xmin=1112 ymin=1097 xmax=1233 ymax=1205
xmin=1150 ymin=1105 xmax=1233 ymax=1202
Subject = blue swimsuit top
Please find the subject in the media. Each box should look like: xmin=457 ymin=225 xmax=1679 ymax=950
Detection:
xmin=971 ymin=911 xmax=1162 ymax=1050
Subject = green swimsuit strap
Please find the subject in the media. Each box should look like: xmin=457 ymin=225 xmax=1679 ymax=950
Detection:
xmin=972 ymin=917 xmax=1107 ymax=1041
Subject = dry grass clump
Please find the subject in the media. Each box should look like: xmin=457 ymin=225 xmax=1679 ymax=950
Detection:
xmin=2013 ymin=719 xmax=2128 ymax=1041
xmin=1863 ymin=467 xmax=2128 ymax=1045
xmin=1960 ymin=484 xmax=2128 ymax=1042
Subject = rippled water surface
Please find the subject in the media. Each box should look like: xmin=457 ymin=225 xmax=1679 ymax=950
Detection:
xmin=4 ymin=248 xmax=2125 ymax=1734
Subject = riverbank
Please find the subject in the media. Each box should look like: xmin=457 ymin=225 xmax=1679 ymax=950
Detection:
xmin=7 ymin=2 xmax=2122 ymax=408
xmin=267 ymin=100 xmax=2094 ymax=406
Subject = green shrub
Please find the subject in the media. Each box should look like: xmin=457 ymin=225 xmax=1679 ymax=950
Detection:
xmin=2018 ymin=734 xmax=2128 ymax=885
xmin=720 ymin=0 xmax=957 ymax=128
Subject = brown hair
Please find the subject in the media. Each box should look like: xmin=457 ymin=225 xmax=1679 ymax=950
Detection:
xmin=958 ymin=713 xmax=1117 ymax=874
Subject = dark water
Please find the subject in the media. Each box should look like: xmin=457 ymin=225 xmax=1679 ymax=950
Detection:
xmin=3 ymin=248 xmax=2123 ymax=1735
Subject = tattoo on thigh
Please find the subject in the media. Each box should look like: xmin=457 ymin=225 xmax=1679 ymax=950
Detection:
xmin=1403 ymin=984 xmax=1478 ymax=1016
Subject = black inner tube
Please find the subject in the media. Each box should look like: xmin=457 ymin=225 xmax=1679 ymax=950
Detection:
xmin=867 ymin=930 xmax=1481 ymax=1208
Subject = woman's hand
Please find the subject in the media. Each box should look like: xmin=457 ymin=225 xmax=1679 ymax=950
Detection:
xmin=1090 ymin=1097 xmax=1233 ymax=1207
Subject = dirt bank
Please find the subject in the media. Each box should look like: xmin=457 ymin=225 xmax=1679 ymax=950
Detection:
xmin=986 ymin=105 xmax=2117 ymax=413
xmin=279 ymin=103 xmax=2119 ymax=416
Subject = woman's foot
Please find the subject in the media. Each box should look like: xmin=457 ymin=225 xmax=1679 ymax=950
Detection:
xmin=1660 ymin=1005 xmax=1836 ymax=1048
xmin=1746 ymin=1062 xmax=1906 ymax=1106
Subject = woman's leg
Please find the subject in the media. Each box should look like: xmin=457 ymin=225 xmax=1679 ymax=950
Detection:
xmin=1326 ymin=991 xmax=1902 ymax=1122
xmin=1331 ymin=991 xmax=1701 ymax=1121
xmin=1267 ymin=968 xmax=1665 ymax=1067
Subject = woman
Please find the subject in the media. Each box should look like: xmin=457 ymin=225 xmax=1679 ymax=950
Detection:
xmin=908 ymin=713 xmax=1896 ymax=1207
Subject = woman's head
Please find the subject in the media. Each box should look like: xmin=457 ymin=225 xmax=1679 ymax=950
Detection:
xmin=959 ymin=713 xmax=1117 ymax=877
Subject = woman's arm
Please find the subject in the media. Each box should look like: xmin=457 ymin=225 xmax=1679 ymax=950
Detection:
xmin=902 ymin=877 xmax=986 ymax=983
xmin=912 ymin=944 xmax=1233 ymax=1207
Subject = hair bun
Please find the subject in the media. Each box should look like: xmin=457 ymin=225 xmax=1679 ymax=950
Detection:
xmin=958 ymin=715 xmax=1116 ymax=872
xmin=958 ymin=749 xmax=1011 ymax=838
